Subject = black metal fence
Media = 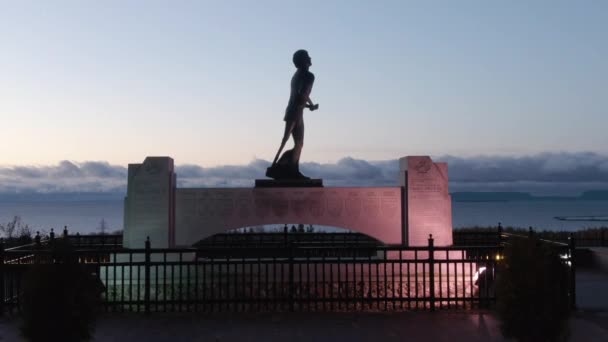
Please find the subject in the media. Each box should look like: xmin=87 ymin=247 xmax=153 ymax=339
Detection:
xmin=0 ymin=229 xmax=577 ymax=315
xmin=0 ymin=235 xmax=503 ymax=314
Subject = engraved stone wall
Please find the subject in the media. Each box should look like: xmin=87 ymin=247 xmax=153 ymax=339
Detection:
xmin=175 ymin=187 xmax=402 ymax=246
xmin=402 ymin=156 xmax=452 ymax=246
xmin=123 ymin=156 xmax=453 ymax=248
xmin=124 ymin=157 xmax=176 ymax=248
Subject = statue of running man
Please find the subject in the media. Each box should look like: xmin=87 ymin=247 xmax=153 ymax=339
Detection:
xmin=267 ymin=49 xmax=318 ymax=180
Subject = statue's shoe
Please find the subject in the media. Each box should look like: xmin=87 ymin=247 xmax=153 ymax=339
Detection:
xmin=294 ymin=170 xmax=310 ymax=180
xmin=265 ymin=165 xmax=280 ymax=179
xmin=266 ymin=164 xmax=294 ymax=180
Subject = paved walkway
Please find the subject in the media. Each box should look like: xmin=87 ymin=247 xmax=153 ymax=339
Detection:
xmin=577 ymin=269 xmax=608 ymax=312
xmin=2 ymin=310 xmax=607 ymax=341
xmin=1 ymin=311 xmax=507 ymax=342
xmin=574 ymin=269 xmax=608 ymax=340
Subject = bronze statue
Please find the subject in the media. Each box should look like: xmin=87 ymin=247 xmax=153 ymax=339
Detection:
xmin=267 ymin=50 xmax=318 ymax=180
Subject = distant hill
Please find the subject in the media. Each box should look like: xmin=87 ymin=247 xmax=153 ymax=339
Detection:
xmin=451 ymin=192 xmax=533 ymax=202
xmin=579 ymin=190 xmax=608 ymax=200
xmin=452 ymin=190 xmax=608 ymax=202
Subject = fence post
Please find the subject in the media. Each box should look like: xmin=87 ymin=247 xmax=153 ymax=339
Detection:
xmin=49 ymin=228 xmax=55 ymax=246
xmin=34 ymin=231 xmax=41 ymax=249
xmin=568 ymin=233 xmax=576 ymax=310
xmin=144 ymin=237 xmax=151 ymax=314
xmin=428 ymin=234 xmax=435 ymax=312
xmin=288 ymin=242 xmax=294 ymax=312
xmin=0 ymin=238 xmax=5 ymax=316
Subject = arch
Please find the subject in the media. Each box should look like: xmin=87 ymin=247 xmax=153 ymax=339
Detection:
xmin=174 ymin=187 xmax=403 ymax=246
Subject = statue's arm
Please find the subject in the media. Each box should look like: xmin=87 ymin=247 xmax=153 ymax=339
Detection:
xmin=299 ymin=73 xmax=316 ymax=109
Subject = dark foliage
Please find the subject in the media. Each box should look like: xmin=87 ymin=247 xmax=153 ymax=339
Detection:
xmin=20 ymin=240 xmax=104 ymax=342
xmin=496 ymin=237 xmax=571 ymax=342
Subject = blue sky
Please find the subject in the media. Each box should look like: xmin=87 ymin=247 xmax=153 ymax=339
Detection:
xmin=1 ymin=1 xmax=607 ymax=170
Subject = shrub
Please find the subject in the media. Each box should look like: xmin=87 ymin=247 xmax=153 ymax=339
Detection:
xmin=20 ymin=240 xmax=104 ymax=342
xmin=496 ymin=237 xmax=571 ymax=342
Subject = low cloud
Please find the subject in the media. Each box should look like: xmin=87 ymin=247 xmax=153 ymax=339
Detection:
xmin=0 ymin=161 xmax=128 ymax=193
xmin=1 ymin=152 xmax=608 ymax=195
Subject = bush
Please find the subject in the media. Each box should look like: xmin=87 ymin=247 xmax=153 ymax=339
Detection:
xmin=496 ymin=237 xmax=571 ymax=342
xmin=20 ymin=241 xmax=104 ymax=342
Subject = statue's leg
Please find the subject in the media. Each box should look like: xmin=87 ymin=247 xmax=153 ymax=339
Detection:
xmin=272 ymin=120 xmax=296 ymax=165
xmin=291 ymin=118 xmax=308 ymax=179
xmin=291 ymin=117 xmax=304 ymax=166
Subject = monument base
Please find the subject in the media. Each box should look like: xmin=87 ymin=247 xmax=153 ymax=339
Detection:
xmin=255 ymin=179 xmax=324 ymax=188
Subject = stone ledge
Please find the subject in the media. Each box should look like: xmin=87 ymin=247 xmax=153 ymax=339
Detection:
xmin=255 ymin=179 xmax=324 ymax=188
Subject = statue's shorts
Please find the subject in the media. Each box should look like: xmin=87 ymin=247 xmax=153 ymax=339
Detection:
xmin=291 ymin=115 xmax=304 ymax=143
xmin=284 ymin=109 xmax=304 ymax=143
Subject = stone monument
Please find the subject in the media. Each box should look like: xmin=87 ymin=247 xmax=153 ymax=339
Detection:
xmin=122 ymin=52 xmax=454 ymax=249
xmin=123 ymin=155 xmax=452 ymax=248
xmin=401 ymin=156 xmax=452 ymax=246
xmin=123 ymin=157 xmax=176 ymax=248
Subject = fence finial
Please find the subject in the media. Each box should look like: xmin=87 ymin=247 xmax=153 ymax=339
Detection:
xmin=35 ymin=231 xmax=41 ymax=247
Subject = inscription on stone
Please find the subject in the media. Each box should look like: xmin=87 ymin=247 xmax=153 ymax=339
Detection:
xmin=124 ymin=157 xmax=175 ymax=248
xmin=173 ymin=187 xmax=403 ymax=246
xmin=405 ymin=156 xmax=452 ymax=246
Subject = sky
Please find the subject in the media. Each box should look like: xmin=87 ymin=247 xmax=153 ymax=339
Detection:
xmin=1 ymin=1 xmax=607 ymax=193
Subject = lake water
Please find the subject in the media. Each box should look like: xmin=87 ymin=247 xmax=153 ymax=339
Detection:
xmin=0 ymin=198 xmax=607 ymax=235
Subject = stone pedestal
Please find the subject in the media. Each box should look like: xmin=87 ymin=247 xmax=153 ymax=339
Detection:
xmin=255 ymin=179 xmax=323 ymax=188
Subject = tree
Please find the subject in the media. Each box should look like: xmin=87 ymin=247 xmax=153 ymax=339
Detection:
xmin=97 ymin=218 xmax=108 ymax=235
xmin=0 ymin=216 xmax=21 ymax=239
xmin=21 ymin=240 xmax=103 ymax=342
xmin=297 ymin=224 xmax=305 ymax=233
xmin=496 ymin=237 xmax=571 ymax=342
xmin=0 ymin=216 xmax=32 ymax=243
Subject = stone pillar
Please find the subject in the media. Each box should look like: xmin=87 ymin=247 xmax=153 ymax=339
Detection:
xmin=400 ymin=156 xmax=453 ymax=246
xmin=124 ymin=157 xmax=176 ymax=248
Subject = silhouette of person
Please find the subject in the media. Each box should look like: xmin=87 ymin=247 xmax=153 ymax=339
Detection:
xmin=269 ymin=49 xmax=318 ymax=180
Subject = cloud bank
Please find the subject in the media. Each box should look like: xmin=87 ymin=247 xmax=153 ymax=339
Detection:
xmin=1 ymin=152 xmax=608 ymax=195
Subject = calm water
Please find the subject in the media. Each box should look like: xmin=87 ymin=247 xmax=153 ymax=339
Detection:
xmin=0 ymin=198 xmax=607 ymax=235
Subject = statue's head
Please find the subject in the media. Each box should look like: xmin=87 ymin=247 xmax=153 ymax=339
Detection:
xmin=293 ymin=50 xmax=311 ymax=69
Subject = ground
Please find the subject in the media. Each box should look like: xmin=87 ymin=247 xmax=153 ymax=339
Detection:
xmin=1 ymin=272 xmax=607 ymax=341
